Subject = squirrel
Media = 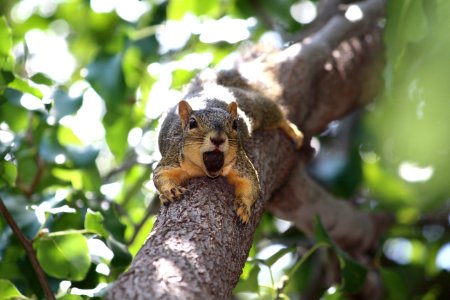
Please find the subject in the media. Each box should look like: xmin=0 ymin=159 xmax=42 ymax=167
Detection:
xmin=153 ymin=69 xmax=303 ymax=224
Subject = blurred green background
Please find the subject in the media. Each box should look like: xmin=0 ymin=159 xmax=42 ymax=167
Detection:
xmin=0 ymin=0 xmax=449 ymax=299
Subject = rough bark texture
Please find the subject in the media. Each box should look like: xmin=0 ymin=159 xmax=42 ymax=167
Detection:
xmin=107 ymin=0 xmax=386 ymax=298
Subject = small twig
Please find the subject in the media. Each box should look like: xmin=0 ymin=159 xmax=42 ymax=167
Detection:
xmin=27 ymin=157 xmax=45 ymax=196
xmin=17 ymin=157 xmax=45 ymax=197
xmin=0 ymin=197 xmax=55 ymax=300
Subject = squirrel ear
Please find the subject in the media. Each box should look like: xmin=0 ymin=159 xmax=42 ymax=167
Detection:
xmin=178 ymin=100 xmax=192 ymax=128
xmin=228 ymin=102 xmax=238 ymax=118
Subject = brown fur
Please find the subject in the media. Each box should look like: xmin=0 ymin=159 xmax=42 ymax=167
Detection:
xmin=153 ymin=70 xmax=303 ymax=224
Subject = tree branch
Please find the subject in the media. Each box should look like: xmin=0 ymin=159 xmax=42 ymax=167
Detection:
xmin=107 ymin=0 xmax=386 ymax=298
xmin=0 ymin=198 xmax=55 ymax=300
xmin=267 ymin=163 xmax=376 ymax=254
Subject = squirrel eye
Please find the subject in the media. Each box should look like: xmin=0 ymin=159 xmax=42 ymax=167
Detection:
xmin=232 ymin=119 xmax=238 ymax=130
xmin=188 ymin=117 xmax=198 ymax=129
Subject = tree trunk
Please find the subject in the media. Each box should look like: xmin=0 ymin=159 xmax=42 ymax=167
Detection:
xmin=107 ymin=0 xmax=386 ymax=299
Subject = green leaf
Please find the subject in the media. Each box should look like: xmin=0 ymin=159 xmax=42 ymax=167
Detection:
xmin=122 ymin=46 xmax=143 ymax=89
xmin=265 ymin=246 xmax=294 ymax=266
xmin=314 ymin=216 xmax=367 ymax=293
xmin=8 ymin=77 xmax=43 ymax=99
xmin=0 ymin=90 xmax=29 ymax=131
xmin=403 ymin=0 xmax=428 ymax=43
xmin=86 ymin=53 xmax=126 ymax=106
xmin=234 ymin=263 xmax=260 ymax=294
xmin=338 ymin=252 xmax=367 ymax=293
xmin=168 ymin=0 xmax=221 ymax=20
xmin=66 ymin=145 xmax=99 ymax=168
xmin=321 ymin=288 xmax=345 ymax=300
xmin=0 ymin=279 xmax=27 ymax=300
xmin=85 ymin=209 xmax=109 ymax=238
xmin=247 ymin=264 xmax=261 ymax=294
xmin=58 ymin=125 xmax=82 ymax=146
xmin=81 ymin=167 xmax=101 ymax=192
xmin=51 ymin=90 xmax=83 ymax=121
xmin=57 ymin=294 xmax=83 ymax=300
xmin=39 ymin=130 xmax=99 ymax=168
xmin=0 ymin=161 xmax=17 ymax=187
xmin=314 ymin=215 xmax=333 ymax=245
xmin=34 ymin=232 xmax=91 ymax=281
xmin=30 ymin=72 xmax=53 ymax=85
xmin=0 ymin=192 xmax=41 ymax=240
xmin=0 ymin=70 xmax=14 ymax=86
xmin=107 ymin=235 xmax=132 ymax=268
xmin=0 ymin=17 xmax=14 ymax=70
xmin=39 ymin=131 xmax=66 ymax=164
xmin=103 ymin=109 xmax=133 ymax=160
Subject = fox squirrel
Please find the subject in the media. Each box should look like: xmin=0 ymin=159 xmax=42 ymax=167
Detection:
xmin=153 ymin=70 xmax=303 ymax=224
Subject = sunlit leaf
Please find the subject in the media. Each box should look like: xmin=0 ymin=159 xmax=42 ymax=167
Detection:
xmin=39 ymin=129 xmax=99 ymax=168
xmin=0 ymin=17 xmax=13 ymax=70
xmin=58 ymin=126 xmax=82 ymax=146
xmin=85 ymin=209 xmax=109 ymax=238
xmin=52 ymin=168 xmax=83 ymax=189
xmin=8 ymin=78 xmax=43 ymax=100
xmin=0 ymin=279 xmax=27 ymax=300
xmin=168 ymin=0 xmax=221 ymax=20
xmin=234 ymin=263 xmax=260 ymax=294
xmin=0 ymin=90 xmax=28 ymax=131
xmin=321 ymin=287 xmax=345 ymax=300
xmin=57 ymin=294 xmax=83 ymax=300
xmin=103 ymin=110 xmax=133 ymax=160
xmin=363 ymin=161 xmax=415 ymax=207
xmin=81 ymin=167 xmax=102 ymax=192
xmin=122 ymin=46 xmax=143 ymax=89
xmin=127 ymin=215 xmax=155 ymax=256
xmin=0 ymin=161 xmax=17 ymax=187
xmin=403 ymin=0 xmax=427 ymax=43
xmin=34 ymin=232 xmax=91 ymax=281
xmin=172 ymin=69 xmax=195 ymax=90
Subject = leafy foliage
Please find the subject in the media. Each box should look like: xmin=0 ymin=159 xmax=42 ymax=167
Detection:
xmin=0 ymin=0 xmax=449 ymax=299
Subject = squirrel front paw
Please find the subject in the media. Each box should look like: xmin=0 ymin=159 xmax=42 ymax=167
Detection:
xmin=160 ymin=186 xmax=187 ymax=205
xmin=234 ymin=199 xmax=251 ymax=224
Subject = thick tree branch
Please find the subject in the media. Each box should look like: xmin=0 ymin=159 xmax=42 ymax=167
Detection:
xmin=107 ymin=0 xmax=386 ymax=298
xmin=268 ymin=163 xmax=375 ymax=253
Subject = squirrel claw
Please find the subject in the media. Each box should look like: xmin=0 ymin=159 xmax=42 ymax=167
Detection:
xmin=160 ymin=186 xmax=187 ymax=205
xmin=234 ymin=200 xmax=251 ymax=224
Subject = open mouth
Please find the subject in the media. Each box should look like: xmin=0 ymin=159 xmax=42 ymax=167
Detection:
xmin=202 ymin=150 xmax=224 ymax=178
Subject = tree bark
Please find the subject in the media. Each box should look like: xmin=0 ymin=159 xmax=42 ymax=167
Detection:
xmin=107 ymin=0 xmax=386 ymax=299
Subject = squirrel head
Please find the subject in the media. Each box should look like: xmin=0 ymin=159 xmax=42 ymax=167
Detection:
xmin=178 ymin=100 xmax=239 ymax=178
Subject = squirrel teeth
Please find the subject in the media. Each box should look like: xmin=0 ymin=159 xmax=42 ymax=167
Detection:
xmin=203 ymin=151 xmax=225 ymax=177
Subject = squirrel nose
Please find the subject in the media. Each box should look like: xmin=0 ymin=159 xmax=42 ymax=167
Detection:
xmin=210 ymin=136 xmax=225 ymax=146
